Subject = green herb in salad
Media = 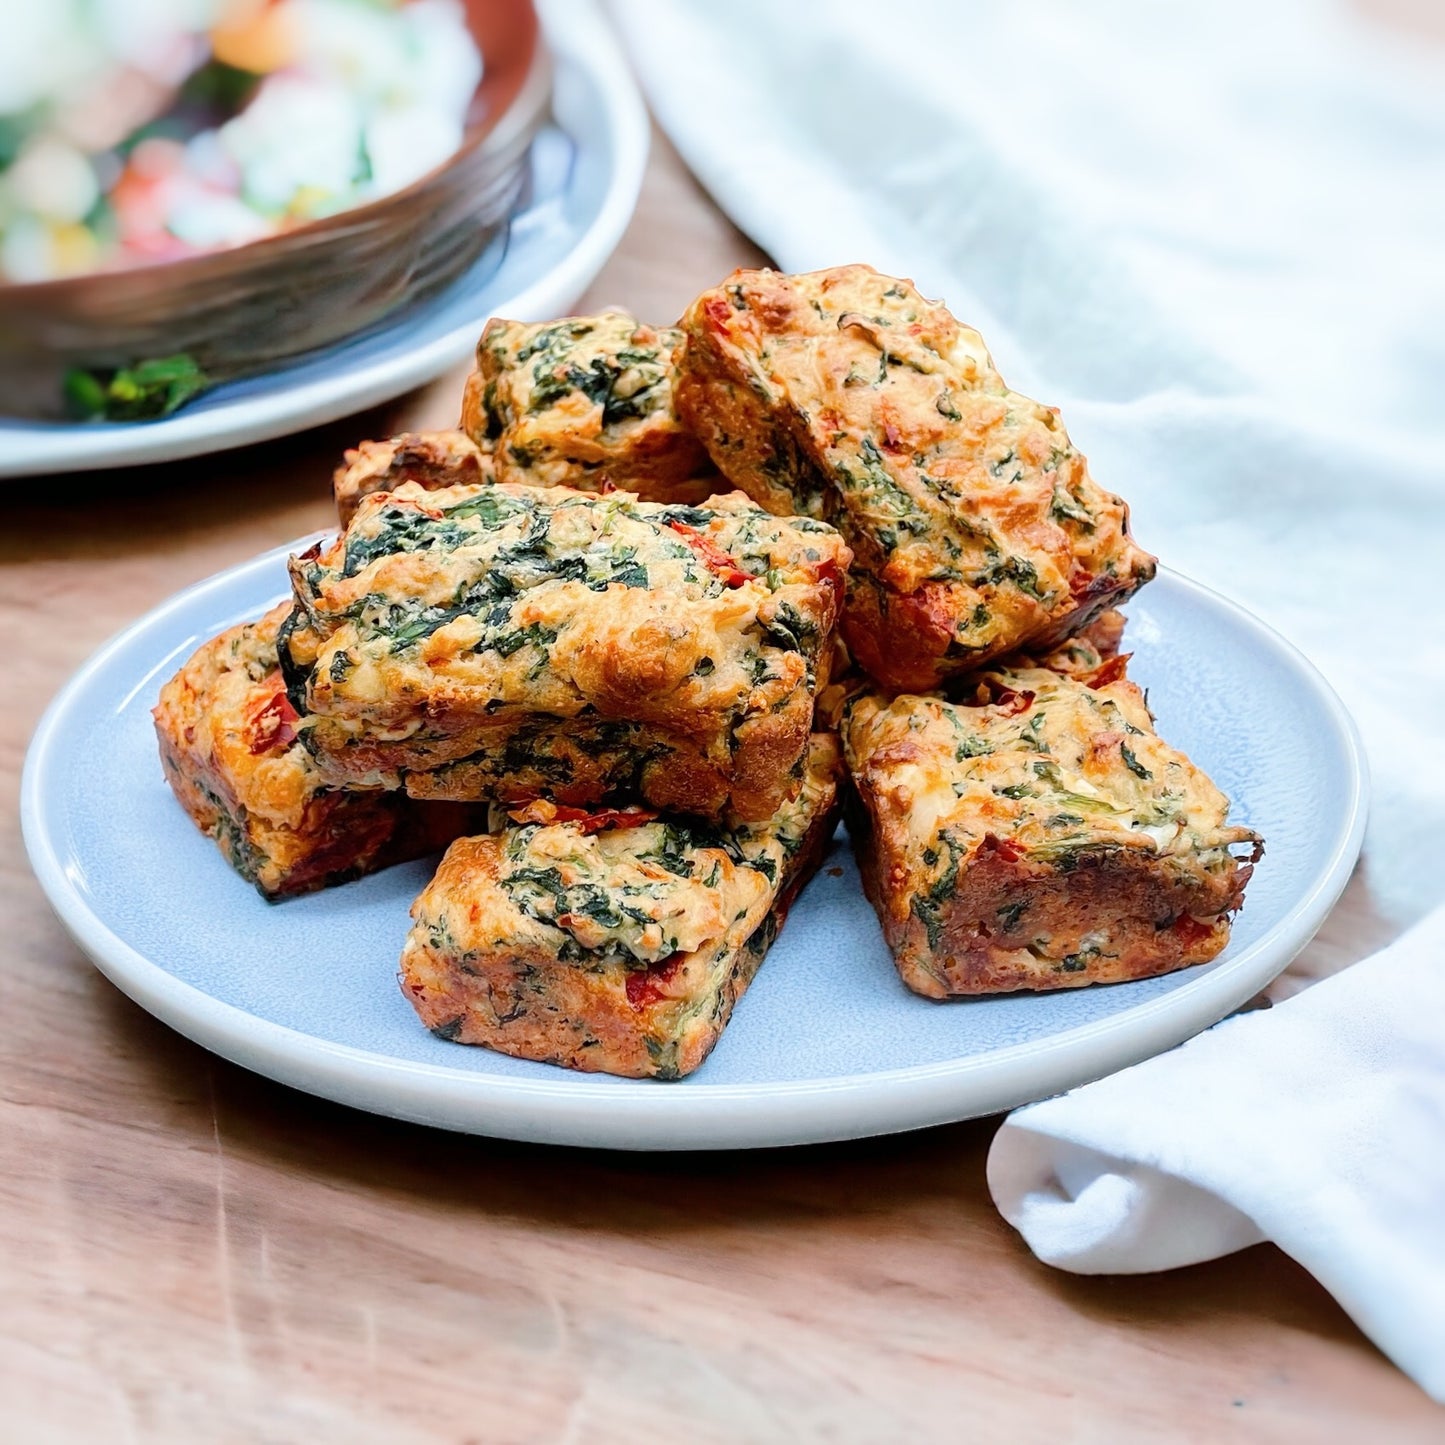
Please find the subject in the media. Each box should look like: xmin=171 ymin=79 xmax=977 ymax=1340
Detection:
xmin=63 ymin=354 xmax=210 ymax=422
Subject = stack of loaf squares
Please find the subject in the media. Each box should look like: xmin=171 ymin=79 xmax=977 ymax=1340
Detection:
xmin=155 ymin=267 xmax=1261 ymax=1079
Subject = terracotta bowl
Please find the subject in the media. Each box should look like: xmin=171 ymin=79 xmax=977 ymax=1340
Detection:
xmin=0 ymin=0 xmax=549 ymax=421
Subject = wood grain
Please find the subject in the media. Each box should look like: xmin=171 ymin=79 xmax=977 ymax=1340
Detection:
xmin=4 ymin=120 xmax=1442 ymax=1442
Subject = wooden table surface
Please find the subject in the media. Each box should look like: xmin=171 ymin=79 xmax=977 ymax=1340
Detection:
xmin=6 ymin=95 xmax=1443 ymax=1445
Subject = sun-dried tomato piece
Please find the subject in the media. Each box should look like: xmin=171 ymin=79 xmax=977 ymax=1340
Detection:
xmin=1085 ymin=654 xmax=1130 ymax=688
xmin=990 ymin=686 xmax=1037 ymax=718
xmin=625 ymin=952 xmax=686 ymax=1010
xmin=1172 ymin=914 xmax=1219 ymax=947
xmin=666 ymin=520 xmax=755 ymax=587
xmin=248 ymin=673 xmax=299 ymax=754
xmin=506 ymin=801 xmax=659 ymax=834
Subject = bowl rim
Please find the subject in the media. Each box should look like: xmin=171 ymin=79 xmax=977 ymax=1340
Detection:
xmin=0 ymin=0 xmax=551 ymax=303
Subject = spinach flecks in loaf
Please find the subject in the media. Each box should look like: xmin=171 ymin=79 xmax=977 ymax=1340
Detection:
xmin=841 ymin=654 xmax=1262 ymax=998
xmin=676 ymin=265 xmax=1158 ymax=690
xmin=286 ymin=482 xmax=851 ymax=823
xmin=468 ymin=310 xmax=711 ymax=503
xmin=152 ymin=605 xmax=479 ymax=899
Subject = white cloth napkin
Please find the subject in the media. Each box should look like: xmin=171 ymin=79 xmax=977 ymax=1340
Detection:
xmin=612 ymin=0 xmax=1445 ymax=928
xmin=612 ymin=0 xmax=1445 ymax=1398
xmin=987 ymin=906 xmax=1445 ymax=1400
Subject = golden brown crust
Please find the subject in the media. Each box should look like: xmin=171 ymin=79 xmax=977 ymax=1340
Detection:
xmin=851 ymin=810 xmax=1246 ymax=998
xmin=400 ymin=736 xmax=841 ymax=1077
xmin=842 ymin=656 xmax=1260 ymax=996
xmin=152 ymin=606 xmax=479 ymax=898
xmin=283 ymin=482 xmax=850 ymax=823
xmin=465 ymin=310 xmax=718 ymax=504
xmin=460 ymin=367 xmax=487 ymax=438
xmin=676 ymin=266 xmax=1157 ymax=692
xmin=332 ymin=431 xmax=493 ymax=527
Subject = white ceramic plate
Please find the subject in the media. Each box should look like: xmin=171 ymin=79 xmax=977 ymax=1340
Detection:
xmin=21 ymin=541 xmax=1367 ymax=1149
xmin=0 ymin=0 xmax=646 ymax=478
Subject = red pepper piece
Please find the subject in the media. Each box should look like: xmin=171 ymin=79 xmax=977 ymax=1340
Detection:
xmin=666 ymin=520 xmax=756 ymax=588
xmin=248 ymin=674 xmax=299 ymax=754
xmin=1172 ymin=914 xmax=1219 ymax=948
xmin=812 ymin=557 xmax=846 ymax=607
xmin=990 ymin=686 xmax=1037 ymax=718
xmin=625 ymin=951 xmax=686 ymax=1010
xmin=1086 ymin=654 xmax=1130 ymax=688
xmin=507 ymin=802 xmax=659 ymax=834
xmin=702 ymin=294 xmax=733 ymax=332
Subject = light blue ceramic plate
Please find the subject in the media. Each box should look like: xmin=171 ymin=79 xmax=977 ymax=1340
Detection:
xmin=22 ymin=543 xmax=1366 ymax=1149
xmin=0 ymin=0 xmax=647 ymax=478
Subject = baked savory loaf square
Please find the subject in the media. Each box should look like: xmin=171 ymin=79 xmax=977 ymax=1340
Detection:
xmin=400 ymin=735 xmax=841 ymax=1078
xmin=841 ymin=652 xmax=1261 ymax=997
xmin=675 ymin=265 xmax=1157 ymax=692
xmin=333 ymin=430 xmax=492 ymax=526
xmin=281 ymin=482 xmax=851 ymax=822
xmin=153 ymin=605 xmax=479 ymax=899
xmin=462 ymin=310 xmax=716 ymax=503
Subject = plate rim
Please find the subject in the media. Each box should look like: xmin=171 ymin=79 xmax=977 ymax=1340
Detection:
xmin=0 ymin=0 xmax=647 ymax=478
xmin=22 ymin=546 xmax=1369 ymax=1150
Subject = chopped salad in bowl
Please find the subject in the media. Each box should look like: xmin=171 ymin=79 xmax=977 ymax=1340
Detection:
xmin=0 ymin=0 xmax=483 ymax=283
xmin=0 ymin=0 xmax=547 ymax=424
